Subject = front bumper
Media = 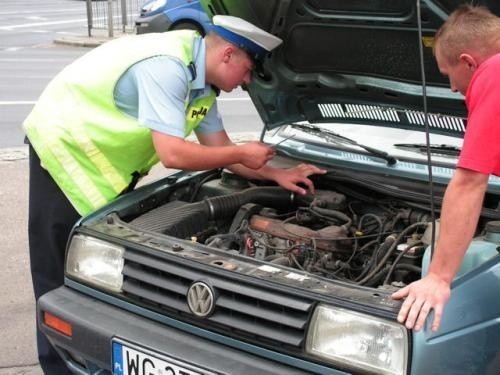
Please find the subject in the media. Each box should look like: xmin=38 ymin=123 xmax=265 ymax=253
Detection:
xmin=135 ymin=13 xmax=172 ymax=34
xmin=38 ymin=286 xmax=332 ymax=374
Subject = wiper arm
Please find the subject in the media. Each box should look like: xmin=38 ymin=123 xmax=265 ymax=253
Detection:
xmin=290 ymin=123 xmax=397 ymax=166
xmin=394 ymin=143 xmax=461 ymax=156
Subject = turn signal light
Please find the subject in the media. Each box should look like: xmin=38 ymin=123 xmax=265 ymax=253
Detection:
xmin=43 ymin=311 xmax=73 ymax=337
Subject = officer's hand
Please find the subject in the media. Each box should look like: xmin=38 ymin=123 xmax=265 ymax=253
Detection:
xmin=239 ymin=142 xmax=275 ymax=169
xmin=391 ymin=273 xmax=451 ymax=332
xmin=271 ymin=164 xmax=327 ymax=195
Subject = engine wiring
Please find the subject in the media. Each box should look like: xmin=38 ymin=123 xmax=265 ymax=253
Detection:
xmin=206 ymin=192 xmax=429 ymax=285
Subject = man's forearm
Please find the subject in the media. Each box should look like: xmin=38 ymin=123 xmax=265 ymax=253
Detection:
xmin=428 ymin=169 xmax=488 ymax=283
xmin=162 ymin=141 xmax=243 ymax=170
xmin=153 ymin=131 xmax=246 ymax=171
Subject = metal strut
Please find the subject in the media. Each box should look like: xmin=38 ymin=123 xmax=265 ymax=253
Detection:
xmin=416 ymin=0 xmax=437 ymax=258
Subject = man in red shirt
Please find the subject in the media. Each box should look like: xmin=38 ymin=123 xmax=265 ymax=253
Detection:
xmin=392 ymin=4 xmax=500 ymax=331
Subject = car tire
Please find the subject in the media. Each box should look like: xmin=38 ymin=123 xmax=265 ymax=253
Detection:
xmin=170 ymin=21 xmax=205 ymax=36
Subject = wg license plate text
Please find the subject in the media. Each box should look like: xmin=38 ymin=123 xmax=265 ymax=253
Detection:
xmin=113 ymin=340 xmax=211 ymax=375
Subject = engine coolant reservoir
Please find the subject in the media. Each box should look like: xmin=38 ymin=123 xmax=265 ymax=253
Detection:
xmin=421 ymin=220 xmax=500 ymax=278
xmin=198 ymin=169 xmax=251 ymax=198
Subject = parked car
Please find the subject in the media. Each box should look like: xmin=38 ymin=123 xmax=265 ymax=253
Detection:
xmin=135 ymin=0 xmax=212 ymax=35
xmin=38 ymin=0 xmax=500 ymax=374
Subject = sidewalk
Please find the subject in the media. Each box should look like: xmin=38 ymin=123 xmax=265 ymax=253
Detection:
xmin=0 ymin=147 xmax=39 ymax=375
xmin=0 ymin=147 xmax=170 ymax=375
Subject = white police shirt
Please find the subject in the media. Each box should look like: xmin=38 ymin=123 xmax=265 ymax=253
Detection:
xmin=114 ymin=36 xmax=223 ymax=138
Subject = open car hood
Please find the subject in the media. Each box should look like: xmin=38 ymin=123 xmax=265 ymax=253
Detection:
xmin=201 ymin=0 xmax=500 ymax=137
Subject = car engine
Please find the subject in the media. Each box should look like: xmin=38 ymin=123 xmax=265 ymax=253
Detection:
xmin=129 ymin=171 xmax=436 ymax=289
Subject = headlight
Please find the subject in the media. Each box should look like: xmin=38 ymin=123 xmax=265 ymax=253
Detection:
xmin=141 ymin=0 xmax=167 ymax=13
xmin=66 ymin=234 xmax=124 ymax=293
xmin=306 ymin=304 xmax=408 ymax=375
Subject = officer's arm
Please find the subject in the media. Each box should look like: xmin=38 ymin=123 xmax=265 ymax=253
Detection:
xmin=152 ymin=130 xmax=273 ymax=171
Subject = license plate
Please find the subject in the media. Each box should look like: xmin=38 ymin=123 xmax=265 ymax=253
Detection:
xmin=112 ymin=339 xmax=216 ymax=375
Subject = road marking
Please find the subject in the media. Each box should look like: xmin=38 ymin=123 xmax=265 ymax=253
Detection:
xmin=27 ymin=16 xmax=48 ymax=21
xmin=0 ymin=101 xmax=36 ymax=105
xmin=0 ymin=9 xmax=83 ymax=16
xmin=0 ymin=75 xmax=54 ymax=79
xmin=0 ymin=18 xmax=87 ymax=31
xmin=0 ymin=58 xmax=69 ymax=62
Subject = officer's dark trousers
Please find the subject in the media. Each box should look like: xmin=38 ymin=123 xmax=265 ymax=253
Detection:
xmin=28 ymin=146 xmax=80 ymax=374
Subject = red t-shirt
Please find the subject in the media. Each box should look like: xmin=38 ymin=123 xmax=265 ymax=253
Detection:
xmin=458 ymin=53 xmax=500 ymax=176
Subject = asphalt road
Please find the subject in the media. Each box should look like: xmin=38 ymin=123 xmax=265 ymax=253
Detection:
xmin=0 ymin=1 xmax=263 ymax=149
xmin=0 ymin=1 xmax=262 ymax=373
xmin=0 ymin=0 xmax=89 ymax=148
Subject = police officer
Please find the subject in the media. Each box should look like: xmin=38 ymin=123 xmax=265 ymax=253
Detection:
xmin=24 ymin=15 xmax=326 ymax=373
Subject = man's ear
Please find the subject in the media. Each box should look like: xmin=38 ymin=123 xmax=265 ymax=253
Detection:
xmin=222 ymin=45 xmax=233 ymax=63
xmin=459 ymin=53 xmax=478 ymax=72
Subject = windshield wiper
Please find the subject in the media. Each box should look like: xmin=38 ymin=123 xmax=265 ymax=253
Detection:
xmin=290 ymin=123 xmax=397 ymax=166
xmin=394 ymin=143 xmax=461 ymax=157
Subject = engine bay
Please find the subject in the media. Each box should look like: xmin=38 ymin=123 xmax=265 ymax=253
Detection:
xmin=127 ymin=170 xmax=445 ymax=289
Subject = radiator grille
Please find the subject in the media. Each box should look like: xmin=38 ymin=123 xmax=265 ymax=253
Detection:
xmin=122 ymin=249 xmax=314 ymax=349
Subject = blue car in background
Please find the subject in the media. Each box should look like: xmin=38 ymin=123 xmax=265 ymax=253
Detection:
xmin=135 ymin=0 xmax=212 ymax=35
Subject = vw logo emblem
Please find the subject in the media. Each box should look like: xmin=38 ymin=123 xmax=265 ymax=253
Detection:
xmin=187 ymin=281 xmax=215 ymax=317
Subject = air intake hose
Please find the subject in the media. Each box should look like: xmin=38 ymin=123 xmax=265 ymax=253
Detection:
xmin=132 ymin=187 xmax=296 ymax=238
xmin=204 ymin=187 xmax=295 ymax=219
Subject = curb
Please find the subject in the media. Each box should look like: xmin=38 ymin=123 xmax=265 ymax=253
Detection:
xmin=53 ymin=30 xmax=131 ymax=48
xmin=53 ymin=36 xmax=107 ymax=48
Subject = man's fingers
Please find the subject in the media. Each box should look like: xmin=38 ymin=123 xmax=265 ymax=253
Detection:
xmin=404 ymin=298 xmax=425 ymax=330
xmin=295 ymin=164 xmax=327 ymax=177
xmin=308 ymin=166 xmax=327 ymax=176
xmin=431 ymin=304 xmax=444 ymax=332
xmin=413 ymin=301 xmax=433 ymax=331
xmin=392 ymin=285 xmax=410 ymax=300
xmin=392 ymin=276 xmax=450 ymax=332
xmin=314 ymin=167 xmax=328 ymax=175
xmin=396 ymin=294 xmax=414 ymax=323
xmin=289 ymin=180 xmax=309 ymax=195
xmin=299 ymin=178 xmax=314 ymax=194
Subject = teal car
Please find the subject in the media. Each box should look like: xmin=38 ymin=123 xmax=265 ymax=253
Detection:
xmin=39 ymin=1 xmax=500 ymax=374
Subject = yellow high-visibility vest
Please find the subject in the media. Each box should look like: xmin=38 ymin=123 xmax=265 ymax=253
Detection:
xmin=24 ymin=30 xmax=216 ymax=216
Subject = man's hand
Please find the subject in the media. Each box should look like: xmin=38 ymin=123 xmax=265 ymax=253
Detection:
xmin=392 ymin=169 xmax=488 ymax=333
xmin=238 ymin=142 xmax=276 ymax=169
xmin=391 ymin=273 xmax=451 ymax=332
xmin=269 ymin=163 xmax=327 ymax=195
